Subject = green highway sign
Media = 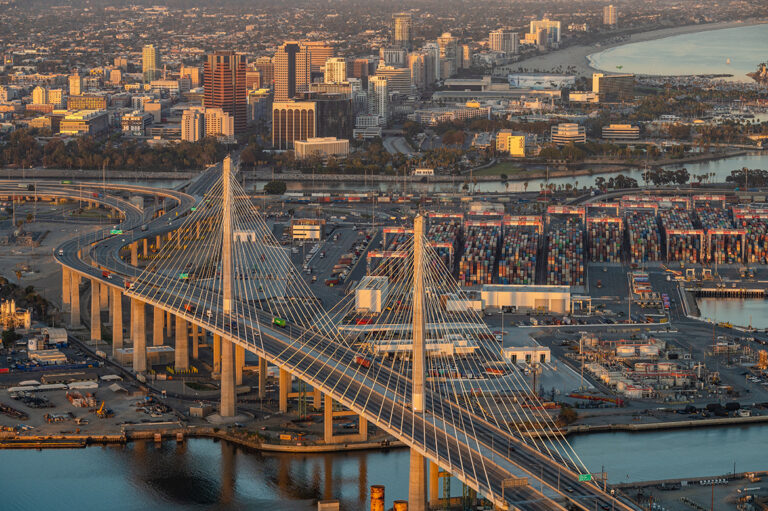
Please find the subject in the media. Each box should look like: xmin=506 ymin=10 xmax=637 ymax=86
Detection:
xmin=578 ymin=474 xmax=592 ymax=482
xmin=110 ymin=229 xmax=123 ymax=235
xmin=179 ymin=273 xmax=189 ymax=279
xmin=190 ymin=207 xmax=197 ymax=211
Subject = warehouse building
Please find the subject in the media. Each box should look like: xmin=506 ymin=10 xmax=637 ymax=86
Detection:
xmin=481 ymin=284 xmax=571 ymax=314
xmin=355 ymin=276 xmax=390 ymax=313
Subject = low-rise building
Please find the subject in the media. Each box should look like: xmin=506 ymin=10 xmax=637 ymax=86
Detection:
xmin=602 ymin=124 xmax=640 ymax=140
xmin=59 ymin=110 xmax=109 ymax=136
xmin=290 ymin=218 xmax=326 ymax=241
xmin=496 ymin=130 xmax=526 ymax=157
xmin=294 ymin=137 xmax=349 ymax=159
xmin=550 ymin=123 xmax=586 ymax=145
xmin=121 ymin=111 xmax=153 ymax=136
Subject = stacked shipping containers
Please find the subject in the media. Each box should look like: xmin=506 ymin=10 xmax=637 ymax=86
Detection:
xmin=427 ymin=220 xmax=461 ymax=272
xmin=659 ymin=210 xmax=702 ymax=263
xmin=696 ymin=207 xmax=743 ymax=264
xmin=498 ymin=226 xmax=539 ymax=284
xmin=626 ymin=211 xmax=662 ymax=263
xmin=587 ymin=218 xmax=623 ymax=263
xmin=546 ymin=220 xmax=585 ymax=287
xmin=459 ymin=222 xmax=500 ymax=287
xmin=737 ymin=217 xmax=768 ymax=264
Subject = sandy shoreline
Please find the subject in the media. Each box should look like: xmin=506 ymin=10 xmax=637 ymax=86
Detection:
xmin=511 ymin=18 xmax=768 ymax=77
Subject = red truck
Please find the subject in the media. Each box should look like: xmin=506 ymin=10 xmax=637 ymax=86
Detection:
xmin=355 ymin=355 xmax=371 ymax=369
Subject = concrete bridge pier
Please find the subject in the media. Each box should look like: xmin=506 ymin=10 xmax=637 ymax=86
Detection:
xmin=111 ymin=287 xmax=123 ymax=354
xmin=191 ymin=325 xmax=199 ymax=359
xmin=155 ymin=234 xmax=162 ymax=250
xmin=279 ymin=368 xmax=291 ymax=413
xmin=62 ymin=267 xmax=71 ymax=312
xmin=408 ymin=450 xmax=427 ymax=511
xmin=153 ymin=306 xmax=164 ymax=346
xmin=130 ymin=242 xmax=138 ymax=266
xmin=429 ymin=461 xmax=439 ymax=507
xmin=142 ymin=238 xmax=148 ymax=258
xmin=220 ymin=338 xmax=235 ymax=417
xmin=132 ymin=299 xmax=146 ymax=372
xmin=258 ymin=357 xmax=267 ymax=398
xmin=99 ymin=282 xmax=109 ymax=311
xmin=235 ymin=345 xmax=244 ymax=385
xmin=175 ymin=315 xmax=188 ymax=370
xmin=313 ymin=387 xmax=322 ymax=410
xmin=165 ymin=310 xmax=172 ymax=338
xmin=70 ymin=272 xmax=81 ymax=327
xmin=90 ymin=279 xmax=101 ymax=341
xmin=213 ymin=334 xmax=221 ymax=375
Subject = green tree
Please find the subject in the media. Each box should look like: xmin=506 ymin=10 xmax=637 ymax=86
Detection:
xmin=263 ymin=180 xmax=287 ymax=194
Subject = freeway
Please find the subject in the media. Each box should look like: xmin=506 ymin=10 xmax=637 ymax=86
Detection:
xmin=27 ymin=168 xmax=636 ymax=510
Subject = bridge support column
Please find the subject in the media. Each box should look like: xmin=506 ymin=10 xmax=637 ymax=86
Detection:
xmin=192 ymin=325 xmax=199 ymax=359
xmin=166 ymin=310 xmax=172 ymax=338
xmin=70 ymin=272 xmax=81 ymax=327
xmin=155 ymin=234 xmax=161 ymax=250
xmin=235 ymin=345 xmax=244 ymax=385
xmin=258 ymin=357 xmax=267 ymax=398
xmin=429 ymin=461 xmax=439 ymax=506
xmin=359 ymin=416 xmax=368 ymax=440
xmin=90 ymin=280 xmax=101 ymax=341
xmin=62 ymin=267 xmax=71 ymax=312
xmin=153 ymin=306 xmax=164 ymax=346
xmin=213 ymin=334 xmax=221 ymax=375
xmin=412 ymin=215 xmax=425 ymax=413
xmin=279 ymin=368 xmax=291 ymax=413
xmin=142 ymin=238 xmax=148 ymax=257
xmin=132 ymin=299 xmax=146 ymax=372
xmin=175 ymin=315 xmax=188 ymax=370
xmin=99 ymin=282 xmax=108 ymax=311
xmin=195 ymin=221 xmax=201 ymax=239
xmin=111 ymin=288 xmax=123 ymax=354
xmin=313 ymin=387 xmax=322 ymax=410
xmin=324 ymin=394 xmax=333 ymax=443
xmin=220 ymin=338 xmax=235 ymax=417
xmin=408 ymin=449 xmax=427 ymax=511
xmin=130 ymin=242 xmax=138 ymax=266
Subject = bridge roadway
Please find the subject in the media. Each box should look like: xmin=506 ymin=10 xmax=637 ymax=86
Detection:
xmin=12 ymin=171 xmax=636 ymax=510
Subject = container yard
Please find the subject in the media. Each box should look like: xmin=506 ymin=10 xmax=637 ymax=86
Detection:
xmin=696 ymin=207 xmax=744 ymax=264
xmin=586 ymin=216 xmax=623 ymax=263
xmin=659 ymin=209 xmax=703 ymax=263
xmin=459 ymin=220 xmax=501 ymax=287
xmin=545 ymin=220 xmax=585 ymax=287
xmin=498 ymin=217 xmax=541 ymax=285
xmin=733 ymin=207 xmax=768 ymax=264
xmin=427 ymin=213 xmax=463 ymax=273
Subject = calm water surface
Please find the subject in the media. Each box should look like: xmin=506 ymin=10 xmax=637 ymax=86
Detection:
xmin=587 ymin=24 xmax=768 ymax=82
xmin=697 ymin=298 xmax=768 ymax=329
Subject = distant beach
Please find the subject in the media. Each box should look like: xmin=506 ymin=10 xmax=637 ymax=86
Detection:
xmin=509 ymin=19 xmax=768 ymax=77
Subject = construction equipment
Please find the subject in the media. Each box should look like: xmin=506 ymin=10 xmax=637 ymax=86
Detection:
xmin=95 ymin=401 xmax=113 ymax=418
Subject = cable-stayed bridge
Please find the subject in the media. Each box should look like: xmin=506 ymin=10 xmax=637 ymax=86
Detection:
xmin=46 ymin=157 xmax=638 ymax=511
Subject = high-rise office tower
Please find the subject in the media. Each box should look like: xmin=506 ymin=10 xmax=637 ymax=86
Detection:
xmin=181 ymin=107 xmax=205 ymax=142
xmin=423 ymin=43 xmax=440 ymax=83
xmin=489 ymin=29 xmax=519 ymax=54
xmin=408 ymin=53 xmax=426 ymax=90
xmin=274 ymin=42 xmax=311 ymax=101
xmin=303 ymin=41 xmax=335 ymax=75
xmin=69 ymin=72 xmax=82 ymax=96
xmin=437 ymin=32 xmax=459 ymax=79
xmin=351 ymin=59 xmax=372 ymax=87
xmin=367 ymin=76 xmax=388 ymax=121
xmin=460 ymin=45 xmax=472 ymax=69
xmin=392 ymin=13 xmax=413 ymax=50
xmin=246 ymin=69 xmax=263 ymax=90
xmin=254 ymin=57 xmax=275 ymax=87
xmin=32 ymin=86 xmax=48 ymax=105
xmin=529 ymin=19 xmax=561 ymax=46
xmin=603 ymin=5 xmax=617 ymax=26
xmin=203 ymin=51 xmax=247 ymax=134
xmin=142 ymin=44 xmax=161 ymax=82
xmin=375 ymin=65 xmax=411 ymax=96
xmin=324 ymin=57 xmax=347 ymax=84
xmin=380 ymin=47 xmax=408 ymax=68
xmin=180 ymin=65 xmax=201 ymax=88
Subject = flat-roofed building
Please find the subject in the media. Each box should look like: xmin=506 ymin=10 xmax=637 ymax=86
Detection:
xmin=67 ymin=94 xmax=108 ymax=110
xmin=496 ymin=130 xmax=526 ymax=157
xmin=121 ymin=110 xmax=153 ymax=136
xmin=489 ymin=29 xmax=519 ymax=54
xmin=550 ymin=123 xmax=586 ymax=145
xmin=602 ymin=123 xmax=640 ymax=140
xmin=294 ymin=137 xmax=349 ymax=159
xmin=290 ymin=218 xmax=326 ymax=241
xmin=481 ymin=284 xmax=571 ymax=313
xmin=375 ymin=65 xmax=411 ymax=95
xmin=181 ymin=107 xmax=205 ymax=142
xmin=59 ymin=110 xmax=109 ymax=136
xmin=592 ymin=73 xmax=634 ymax=102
